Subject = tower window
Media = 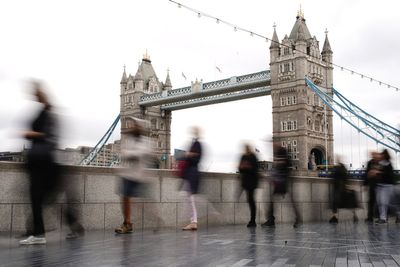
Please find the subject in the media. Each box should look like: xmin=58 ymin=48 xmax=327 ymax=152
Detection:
xmin=284 ymin=63 xmax=290 ymax=73
xmin=283 ymin=47 xmax=289 ymax=55
xmin=280 ymin=97 xmax=285 ymax=106
xmin=281 ymin=122 xmax=287 ymax=131
xmin=287 ymin=96 xmax=292 ymax=105
xmin=292 ymin=95 xmax=297 ymax=104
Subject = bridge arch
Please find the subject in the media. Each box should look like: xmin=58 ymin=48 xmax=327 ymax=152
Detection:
xmin=309 ymin=146 xmax=325 ymax=170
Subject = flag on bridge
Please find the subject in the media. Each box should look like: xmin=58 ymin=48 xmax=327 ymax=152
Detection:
xmin=255 ymin=148 xmax=260 ymax=153
xmin=182 ymin=72 xmax=187 ymax=80
xmin=216 ymin=66 xmax=222 ymax=73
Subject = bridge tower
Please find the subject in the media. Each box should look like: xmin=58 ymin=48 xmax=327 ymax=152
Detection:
xmin=270 ymin=10 xmax=334 ymax=170
xmin=120 ymin=53 xmax=172 ymax=169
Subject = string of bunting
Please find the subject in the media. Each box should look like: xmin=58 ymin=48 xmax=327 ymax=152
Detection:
xmin=168 ymin=0 xmax=399 ymax=92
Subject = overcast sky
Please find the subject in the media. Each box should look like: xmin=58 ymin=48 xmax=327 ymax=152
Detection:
xmin=1 ymin=0 xmax=399 ymax=171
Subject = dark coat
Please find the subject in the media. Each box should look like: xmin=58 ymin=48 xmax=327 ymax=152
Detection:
xmin=238 ymin=153 xmax=259 ymax=190
xmin=183 ymin=139 xmax=202 ymax=194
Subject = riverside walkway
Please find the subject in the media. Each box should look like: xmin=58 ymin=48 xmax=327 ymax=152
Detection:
xmin=2 ymin=222 xmax=400 ymax=266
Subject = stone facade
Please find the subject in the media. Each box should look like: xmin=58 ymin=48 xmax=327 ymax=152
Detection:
xmin=270 ymin=12 xmax=334 ymax=170
xmin=120 ymin=53 xmax=172 ymax=169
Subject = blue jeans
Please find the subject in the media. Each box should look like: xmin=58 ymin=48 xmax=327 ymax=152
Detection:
xmin=376 ymin=184 xmax=393 ymax=220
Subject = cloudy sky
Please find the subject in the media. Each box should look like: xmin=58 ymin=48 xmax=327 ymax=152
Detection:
xmin=1 ymin=0 xmax=399 ymax=171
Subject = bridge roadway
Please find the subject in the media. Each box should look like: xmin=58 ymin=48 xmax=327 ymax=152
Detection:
xmin=2 ymin=222 xmax=400 ymax=266
xmin=139 ymin=70 xmax=271 ymax=110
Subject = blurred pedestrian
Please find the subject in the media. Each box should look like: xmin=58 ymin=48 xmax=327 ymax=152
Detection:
xmin=20 ymin=81 xmax=60 ymax=245
xmin=364 ymin=151 xmax=380 ymax=223
xmin=329 ymin=156 xmax=359 ymax=224
xmin=262 ymin=142 xmax=300 ymax=228
xmin=63 ymin=173 xmax=85 ymax=239
xmin=375 ymin=149 xmax=394 ymax=224
xmin=115 ymin=117 xmax=151 ymax=234
xmin=238 ymin=143 xmax=259 ymax=228
xmin=182 ymin=126 xmax=202 ymax=231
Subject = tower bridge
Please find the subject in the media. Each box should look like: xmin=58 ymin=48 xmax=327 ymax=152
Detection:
xmin=119 ymin=12 xmax=334 ymax=170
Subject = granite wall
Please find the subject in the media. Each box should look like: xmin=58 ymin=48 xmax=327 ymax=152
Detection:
xmin=0 ymin=162 xmax=367 ymax=232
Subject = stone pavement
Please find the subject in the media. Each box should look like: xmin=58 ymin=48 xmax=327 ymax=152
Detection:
xmin=2 ymin=222 xmax=400 ymax=266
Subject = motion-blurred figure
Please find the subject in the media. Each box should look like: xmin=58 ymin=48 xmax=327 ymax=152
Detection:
xmin=115 ymin=117 xmax=151 ymax=234
xmin=238 ymin=143 xmax=259 ymax=228
xmin=364 ymin=151 xmax=380 ymax=223
xmin=262 ymin=142 xmax=300 ymax=228
xmin=20 ymin=81 xmax=60 ymax=245
xmin=182 ymin=126 xmax=202 ymax=231
xmin=329 ymin=156 xmax=359 ymax=224
xmin=375 ymin=149 xmax=394 ymax=224
xmin=63 ymin=173 xmax=85 ymax=239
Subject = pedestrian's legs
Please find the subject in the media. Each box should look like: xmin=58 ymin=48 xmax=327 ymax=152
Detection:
xmin=246 ymin=189 xmax=256 ymax=223
xmin=267 ymin=197 xmax=274 ymax=220
xmin=189 ymin=195 xmax=198 ymax=223
xmin=367 ymin=185 xmax=376 ymax=220
xmin=122 ymin=197 xmax=131 ymax=224
xmin=289 ymin=190 xmax=300 ymax=222
xmin=30 ymin=176 xmax=45 ymax=236
xmin=377 ymin=185 xmax=393 ymax=221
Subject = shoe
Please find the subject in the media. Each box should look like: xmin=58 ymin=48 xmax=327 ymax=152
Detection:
xmin=67 ymin=223 xmax=85 ymax=239
xmin=182 ymin=222 xmax=197 ymax=230
xmin=247 ymin=221 xmax=257 ymax=228
xmin=261 ymin=219 xmax=275 ymax=227
xmin=353 ymin=215 xmax=359 ymax=223
xmin=329 ymin=216 xmax=338 ymax=224
xmin=115 ymin=222 xmax=133 ymax=234
xmin=19 ymin=235 xmax=46 ymax=245
xmin=365 ymin=218 xmax=373 ymax=223
xmin=375 ymin=219 xmax=387 ymax=224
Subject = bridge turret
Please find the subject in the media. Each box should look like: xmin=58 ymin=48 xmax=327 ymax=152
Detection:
xmin=321 ymin=31 xmax=333 ymax=63
xmin=321 ymin=30 xmax=333 ymax=91
xmin=134 ymin=64 xmax=144 ymax=92
xmin=120 ymin=66 xmax=127 ymax=94
xmin=269 ymin=25 xmax=280 ymax=62
xmin=163 ymin=70 xmax=172 ymax=90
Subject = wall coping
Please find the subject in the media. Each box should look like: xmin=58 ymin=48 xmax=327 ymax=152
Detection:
xmin=0 ymin=161 xmax=363 ymax=185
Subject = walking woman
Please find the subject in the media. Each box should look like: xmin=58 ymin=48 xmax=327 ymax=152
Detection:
xmin=182 ymin=126 xmax=202 ymax=231
xmin=238 ymin=144 xmax=259 ymax=227
xmin=115 ymin=117 xmax=150 ymax=233
xmin=20 ymin=81 xmax=59 ymax=245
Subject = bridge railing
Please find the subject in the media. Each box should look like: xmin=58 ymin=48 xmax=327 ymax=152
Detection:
xmin=167 ymin=86 xmax=191 ymax=97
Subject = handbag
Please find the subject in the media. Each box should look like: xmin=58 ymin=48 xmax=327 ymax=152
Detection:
xmin=175 ymin=159 xmax=188 ymax=178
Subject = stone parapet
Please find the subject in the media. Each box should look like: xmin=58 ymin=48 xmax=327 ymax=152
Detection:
xmin=0 ymin=162 xmax=367 ymax=232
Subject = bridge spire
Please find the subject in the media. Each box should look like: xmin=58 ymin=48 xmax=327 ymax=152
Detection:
xmin=164 ymin=69 xmax=172 ymax=90
xmin=270 ymin=23 xmax=280 ymax=49
xmin=120 ymin=64 xmax=127 ymax=84
xmin=322 ymin=29 xmax=333 ymax=54
xmin=297 ymin=4 xmax=304 ymax=19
